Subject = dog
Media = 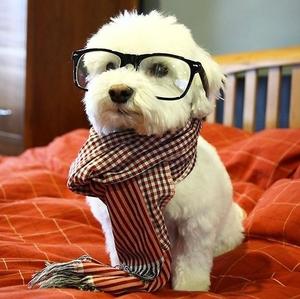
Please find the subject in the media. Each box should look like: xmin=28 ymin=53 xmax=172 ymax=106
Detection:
xmin=81 ymin=11 xmax=244 ymax=291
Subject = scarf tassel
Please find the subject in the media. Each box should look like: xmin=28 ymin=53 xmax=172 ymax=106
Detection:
xmin=29 ymin=256 xmax=96 ymax=291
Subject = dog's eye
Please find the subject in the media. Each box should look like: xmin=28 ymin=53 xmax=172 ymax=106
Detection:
xmin=106 ymin=62 xmax=117 ymax=71
xmin=148 ymin=63 xmax=168 ymax=77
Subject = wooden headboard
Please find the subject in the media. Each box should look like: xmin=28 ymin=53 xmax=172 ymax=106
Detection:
xmin=209 ymin=46 xmax=300 ymax=132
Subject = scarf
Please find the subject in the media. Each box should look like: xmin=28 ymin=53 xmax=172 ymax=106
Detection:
xmin=29 ymin=118 xmax=201 ymax=294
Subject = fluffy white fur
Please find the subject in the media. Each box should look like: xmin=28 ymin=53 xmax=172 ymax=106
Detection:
xmin=85 ymin=11 xmax=244 ymax=291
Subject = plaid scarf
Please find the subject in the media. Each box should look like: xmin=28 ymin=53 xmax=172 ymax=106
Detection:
xmin=29 ymin=118 xmax=201 ymax=294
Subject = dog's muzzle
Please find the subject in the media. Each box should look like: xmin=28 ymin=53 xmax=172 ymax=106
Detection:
xmin=108 ymin=84 xmax=134 ymax=104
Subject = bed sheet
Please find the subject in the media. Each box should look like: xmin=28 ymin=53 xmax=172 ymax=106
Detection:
xmin=0 ymin=123 xmax=300 ymax=299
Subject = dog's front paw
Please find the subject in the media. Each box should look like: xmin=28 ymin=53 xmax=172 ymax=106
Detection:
xmin=172 ymin=266 xmax=210 ymax=291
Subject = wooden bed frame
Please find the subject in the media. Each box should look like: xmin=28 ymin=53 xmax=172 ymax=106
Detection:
xmin=209 ymin=46 xmax=300 ymax=132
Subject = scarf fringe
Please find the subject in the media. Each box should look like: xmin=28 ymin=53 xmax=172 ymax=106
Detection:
xmin=29 ymin=256 xmax=95 ymax=291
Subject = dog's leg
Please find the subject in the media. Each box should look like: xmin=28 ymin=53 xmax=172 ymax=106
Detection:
xmin=171 ymin=217 xmax=216 ymax=291
xmin=86 ymin=196 xmax=120 ymax=266
xmin=214 ymin=202 xmax=245 ymax=257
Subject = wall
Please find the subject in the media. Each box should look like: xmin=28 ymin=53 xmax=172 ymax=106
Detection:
xmin=141 ymin=0 xmax=300 ymax=55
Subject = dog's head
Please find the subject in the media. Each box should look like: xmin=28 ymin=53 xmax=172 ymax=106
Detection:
xmin=78 ymin=11 xmax=224 ymax=135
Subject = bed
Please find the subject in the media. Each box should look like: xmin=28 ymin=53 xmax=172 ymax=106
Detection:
xmin=0 ymin=46 xmax=300 ymax=298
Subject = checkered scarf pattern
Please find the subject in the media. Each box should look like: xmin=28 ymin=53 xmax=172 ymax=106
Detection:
xmin=29 ymin=118 xmax=201 ymax=294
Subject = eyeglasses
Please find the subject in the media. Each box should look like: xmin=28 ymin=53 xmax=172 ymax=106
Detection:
xmin=72 ymin=48 xmax=209 ymax=101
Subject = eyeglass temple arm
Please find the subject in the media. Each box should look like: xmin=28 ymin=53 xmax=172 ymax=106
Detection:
xmin=197 ymin=64 xmax=209 ymax=98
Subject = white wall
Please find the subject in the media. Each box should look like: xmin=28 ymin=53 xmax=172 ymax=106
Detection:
xmin=141 ymin=0 xmax=300 ymax=55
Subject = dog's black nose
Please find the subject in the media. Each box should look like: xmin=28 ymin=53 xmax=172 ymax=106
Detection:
xmin=109 ymin=84 xmax=134 ymax=104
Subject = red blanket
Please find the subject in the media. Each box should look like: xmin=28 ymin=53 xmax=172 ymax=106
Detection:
xmin=0 ymin=123 xmax=300 ymax=298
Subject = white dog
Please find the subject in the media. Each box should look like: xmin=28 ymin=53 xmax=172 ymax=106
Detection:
xmin=81 ymin=11 xmax=244 ymax=291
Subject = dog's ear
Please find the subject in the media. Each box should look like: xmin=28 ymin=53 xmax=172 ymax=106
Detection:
xmin=190 ymin=46 xmax=225 ymax=119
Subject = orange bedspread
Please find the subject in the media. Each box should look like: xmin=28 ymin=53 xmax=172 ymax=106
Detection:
xmin=1 ymin=123 xmax=300 ymax=299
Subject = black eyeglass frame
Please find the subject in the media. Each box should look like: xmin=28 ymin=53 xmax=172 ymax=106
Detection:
xmin=72 ymin=48 xmax=209 ymax=101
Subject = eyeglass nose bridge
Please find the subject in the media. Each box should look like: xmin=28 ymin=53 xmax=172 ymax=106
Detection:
xmin=120 ymin=53 xmax=140 ymax=70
